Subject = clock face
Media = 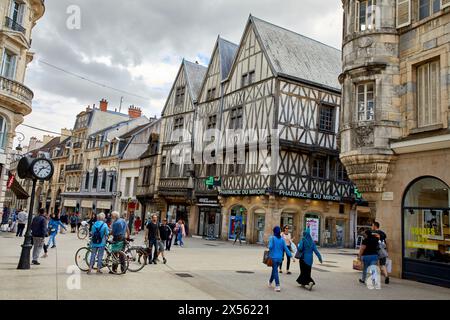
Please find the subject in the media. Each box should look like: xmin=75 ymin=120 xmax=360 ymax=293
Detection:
xmin=32 ymin=159 xmax=53 ymax=180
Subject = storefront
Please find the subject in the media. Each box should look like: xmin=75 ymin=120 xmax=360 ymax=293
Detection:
xmin=63 ymin=199 xmax=78 ymax=216
xmin=304 ymin=213 xmax=320 ymax=244
xmin=96 ymin=200 xmax=112 ymax=216
xmin=228 ymin=205 xmax=247 ymax=241
xmin=197 ymin=197 xmax=221 ymax=239
xmin=254 ymin=209 xmax=265 ymax=244
xmin=167 ymin=204 xmax=190 ymax=234
xmin=402 ymin=176 xmax=450 ymax=287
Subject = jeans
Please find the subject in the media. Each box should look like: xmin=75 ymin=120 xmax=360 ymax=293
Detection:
xmin=166 ymin=237 xmax=172 ymax=251
xmin=148 ymin=239 xmax=158 ymax=263
xmin=16 ymin=223 xmax=25 ymax=237
xmin=32 ymin=237 xmax=45 ymax=261
xmin=89 ymin=247 xmax=105 ymax=270
xmin=47 ymin=232 xmax=57 ymax=247
xmin=280 ymin=251 xmax=291 ymax=271
xmin=177 ymin=232 xmax=184 ymax=246
xmin=234 ymin=233 xmax=242 ymax=245
xmin=361 ymin=255 xmax=379 ymax=282
xmin=269 ymin=259 xmax=282 ymax=286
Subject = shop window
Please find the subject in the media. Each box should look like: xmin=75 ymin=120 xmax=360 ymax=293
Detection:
xmin=357 ymin=82 xmax=375 ymax=121
xmin=229 ymin=206 xmax=247 ymax=240
xmin=403 ymin=177 xmax=450 ymax=265
xmin=417 ymin=60 xmax=440 ymax=127
xmin=356 ymin=0 xmax=376 ymax=31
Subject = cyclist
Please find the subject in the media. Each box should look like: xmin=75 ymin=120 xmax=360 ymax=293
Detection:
xmin=110 ymin=211 xmax=129 ymax=274
xmin=87 ymin=213 xmax=109 ymax=274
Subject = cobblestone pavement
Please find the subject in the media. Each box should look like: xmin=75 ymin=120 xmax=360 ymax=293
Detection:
xmin=0 ymin=230 xmax=449 ymax=300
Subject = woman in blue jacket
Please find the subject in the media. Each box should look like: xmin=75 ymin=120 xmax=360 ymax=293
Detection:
xmin=46 ymin=213 xmax=67 ymax=249
xmin=268 ymin=226 xmax=292 ymax=292
xmin=296 ymin=228 xmax=323 ymax=291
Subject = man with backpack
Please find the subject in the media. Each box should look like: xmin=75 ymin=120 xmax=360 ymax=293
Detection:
xmin=372 ymin=221 xmax=390 ymax=284
xmin=87 ymin=213 xmax=109 ymax=274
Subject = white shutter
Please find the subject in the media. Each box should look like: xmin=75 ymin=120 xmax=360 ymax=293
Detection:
xmin=17 ymin=4 xmax=24 ymax=25
xmin=442 ymin=0 xmax=450 ymax=9
xmin=397 ymin=0 xmax=411 ymax=28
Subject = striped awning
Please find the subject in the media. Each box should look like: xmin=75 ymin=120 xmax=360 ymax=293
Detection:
xmin=8 ymin=176 xmax=29 ymax=200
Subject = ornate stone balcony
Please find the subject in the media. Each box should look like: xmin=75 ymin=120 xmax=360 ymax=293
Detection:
xmin=0 ymin=76 xmax=33 ymax=116
xmin=158 ymin=178 xmax=190 ymax=189
xmin=65 ymin=163 xmax=83 ymax=172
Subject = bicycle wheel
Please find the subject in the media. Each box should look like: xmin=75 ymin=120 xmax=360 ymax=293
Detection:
xmin=75 ymin=247 xmax=91 ymax=272
xmin=77 ymin=227 xmax=89 ymax=240
xmin=125 ymin=247 xmax=147 ymax=272
xmin=106 ymin=251 xmax=129 ymax=275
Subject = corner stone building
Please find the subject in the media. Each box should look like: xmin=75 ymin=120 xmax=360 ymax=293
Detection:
xmin=340 ymin=0 xmax=450 ymax=287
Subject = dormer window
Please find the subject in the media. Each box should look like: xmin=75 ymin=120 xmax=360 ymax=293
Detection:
xmin=206 ymin=87 xmax=216 ymax=101
xmin=356 ymin=0 xmax=376 ymax=31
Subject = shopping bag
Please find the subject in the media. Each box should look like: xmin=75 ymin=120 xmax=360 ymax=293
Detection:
xmin=263 ymin=250 xmax=272 ymax=267
xmin=386 ymin=258 xmax=392 ymax=273
xmin=353 ymin=259 xmax=362 ymax=271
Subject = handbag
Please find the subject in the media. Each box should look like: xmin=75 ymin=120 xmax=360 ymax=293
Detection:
xmin=386 ymin=258 xmax=392 ymax=273
xmin=353 ymin=259 xmax=362 ymax=271
xmin=263 ymin=250 xmax=272 ymax=267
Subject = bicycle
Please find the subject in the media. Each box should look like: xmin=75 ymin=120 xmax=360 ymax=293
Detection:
xmin=77 ymin=221 xmax=90 ymax=240
xmin=75 ymin=240 xmax=129 ymax=274
xmin=123 ymin=238 xmax=149 ymax=272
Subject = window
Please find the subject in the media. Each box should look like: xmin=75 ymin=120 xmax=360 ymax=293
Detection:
xmin=206 ymin=163 xmax=216 ymax=177
xmin=357 ymin=0 xmax=376 ymax=31
xmin=207 ymin=115 xmax=217 ymax=129
xmin=1 ymin=50 xmax=17 ymax=79
xmin=161 ymin=156 xmax=167 ymax=178
xmin=229 ymin=107 xmax=243 ymax=129
xmin=417 ymin=60 xmax=440 ymax=127
xmin=319 ymin=104 xmax=335 ymax=132
xmin=92 ymin=168 xmax=98 ymax=189
xmin=143 ymin=166 xmax=151 ymax=185
xmin=0 ymin=116 xmax=7 ymax=150
xmin=109 ymin=174 xmax=114 ymax=192
xmin=241 ymin=71 xmax=255 ymax=87
xmin=133 ymin=177 xmax=138 ymax=196
xmin=101 ymin=170 xmax=107 ymax=190
xmin=173 ymin=117 xmax=184 ymax=130
xmin=336 ymin=163 xmax=348 ymax=181
xmin=125 ymin=177 xmax=131 ymax=197
xmin=419 ymin=0 xmax=441 ymax=20
xmin=312 ymin=158 xmax=326 ymax=179
xmin=169 ymin=162 xmax=180 ymax=177
xmin=84 ymin=172 xmax=90 ymax=190
xmin=10 ymin=1 xmax=24 ymax=25
xmin=357 ymin=82 xmax=375 ymax=121
xmin=228 ymin=153 xmax=245 ymax=176
xmin=175 ymin=86 xmax=186 ymax=105
xmin=206 ymin=88 xmax=216 ymax=101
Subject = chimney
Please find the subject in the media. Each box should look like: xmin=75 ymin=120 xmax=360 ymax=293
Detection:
xmin=99 ymin=99 xmax=108 ymax=112
xmin=43 ymin=135 xmax=55 ymax=145
xmin=128 ymin=105 xmax=142 ymax=119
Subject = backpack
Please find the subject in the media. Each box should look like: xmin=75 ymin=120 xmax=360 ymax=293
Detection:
xmin=92 ymin=223 xmax=105 ymax=245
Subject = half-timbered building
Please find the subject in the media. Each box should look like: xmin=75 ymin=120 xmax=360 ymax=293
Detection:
xmin=157 ymin=59 xmax=207 ymax=231
xmin=210 ymin=16 xmax=354 ymax=246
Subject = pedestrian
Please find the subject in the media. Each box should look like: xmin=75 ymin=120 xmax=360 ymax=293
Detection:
xmin=87 ymin=212 xmax=109 ymax=274
xmin=105 ymin=212 xmax=112 ymax=228
xmin=46 ymin=213 xmax=67 ymax=249
xmin=166 ymin=220 xmax=175 ymax=251
xmin=233 ymin=221 xmax=242 ymax=246
xmin=267 ymin=226 xmax=292 ymax=292
xmin=16 ymin=208 xmax=28 ymax=237
xmin=172 ymin=219 xmax=179 ymax=246
xmin=177 ymin=219 xmax=186 ymax=247
xmin=134 ymin=216 xmax=141 ymax=235
xmin=1 ymin=206 xmax=10 ymax=231
xmin=76 ymin=213 xmax=82 ymax=231
xmin=88 ymin=212 xmax=97 ymax=232
xmin=145 ymin=214 xmax=160 ymax=264
xmin=128 ymin=211 xmax=135 ymax=235
xmin=10 ymin=209 xmax=17 ymax=233
xmin=158 ymin=219 xmax=171 ymax=264
xmin=280 ymin=225 xmax=294 ymax=274
xmin=296 ymin=227 xmax=323 ymax=291
xmin=358 ymin=229 xmax=380 ymax=285
xmin=30 ymin=208 xmax=48 ymax=265
xmin=110 ymin=211 xmax=129 ymax=274
xmin=372 ymin=221 xmax=390 ymax=284
xmin=70 ymin=213 xmax=78 ymax=233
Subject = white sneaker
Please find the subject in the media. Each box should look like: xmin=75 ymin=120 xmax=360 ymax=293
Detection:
xmin=275 ymin=286 xmax=281 ymax=292
xmin=308 ymin=282 xmax=314 ymax=291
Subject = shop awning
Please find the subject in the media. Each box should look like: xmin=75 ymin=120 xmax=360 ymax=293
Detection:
xmin=64 ymin=199 xmax=77 ymax=207
xmin=97 ymin=201 xmax=111 ymax=210
xmin=9 ymin=177 xmax=29 ymax=200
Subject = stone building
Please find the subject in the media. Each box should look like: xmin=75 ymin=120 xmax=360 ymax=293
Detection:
xmin=0 ymin=0 xmax=44 ymax=208
xmin=340 ymin=0 xmax=450 ymax=287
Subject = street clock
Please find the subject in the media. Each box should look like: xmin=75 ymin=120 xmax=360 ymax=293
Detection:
xmin=17 ymin=156 xmax=54 ymax=181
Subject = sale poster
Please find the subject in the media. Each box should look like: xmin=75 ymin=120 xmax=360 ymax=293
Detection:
xmin=306 ymin=218 xmax=320 ymax=242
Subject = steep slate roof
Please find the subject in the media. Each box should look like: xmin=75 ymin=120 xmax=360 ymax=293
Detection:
xmin=183 ymin=60 xmax=207 ymax=103
xmin=251 ymin=16 xmax=342 ymax=91
xmin=218 ymin=37 xmax=239 ymax=80
xmin=119 ymin=123 xmax=150 ymax=140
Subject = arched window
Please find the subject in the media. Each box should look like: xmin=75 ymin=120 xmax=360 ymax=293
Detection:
xmin=0 ymin=116 xmax=8 ymax=150
xmin=403 ymin=177 xmax=450 ymax=285
xmin=101 ymin=170 xmax=107 ymax=190
xmin=92 ymin=168 xmax=98 ymax=189
xmin=84 ymin=172 xmax=90 ymax=190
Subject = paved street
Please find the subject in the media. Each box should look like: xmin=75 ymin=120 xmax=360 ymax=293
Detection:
xmin=0 ymin=231 xmax=449 ymax=300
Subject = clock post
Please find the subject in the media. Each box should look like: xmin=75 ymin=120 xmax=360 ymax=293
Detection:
xmin=16 ymin=156 xmax=54 ymax=270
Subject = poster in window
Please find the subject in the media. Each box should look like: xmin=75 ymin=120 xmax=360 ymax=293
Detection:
xmin=422 ymin=209 xmax=444 ymax=240
xmin=306 ymin=217 xmax=320 ymax=242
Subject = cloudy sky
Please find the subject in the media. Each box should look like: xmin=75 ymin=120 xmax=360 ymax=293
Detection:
xmin=17 ymin=0 xmax=342 ymax=146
